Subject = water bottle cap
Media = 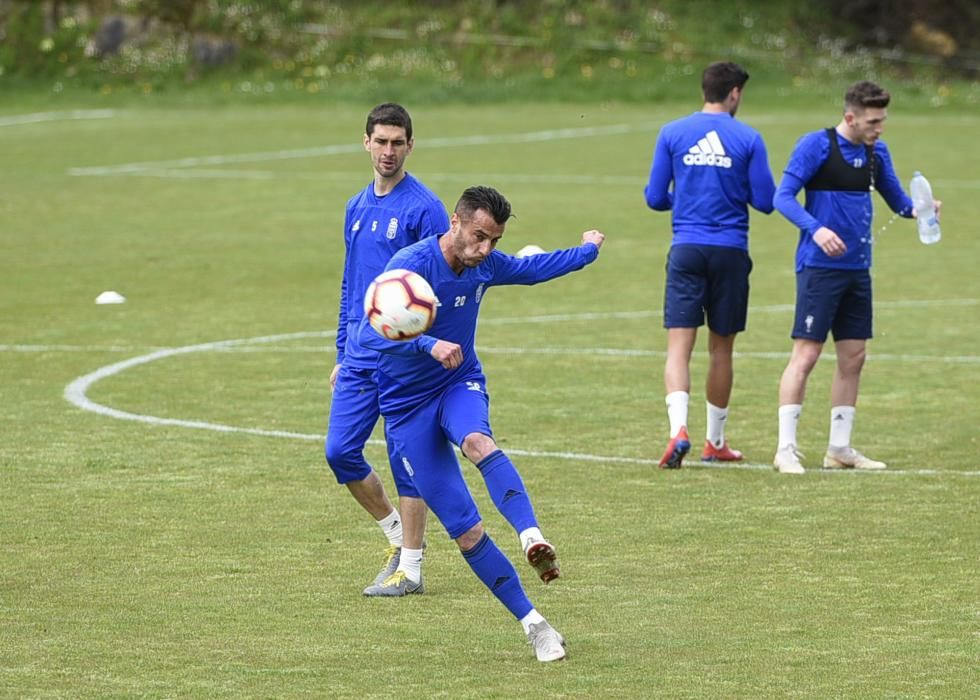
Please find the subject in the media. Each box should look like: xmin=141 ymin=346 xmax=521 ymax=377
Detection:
xmin=912 ymin=170 xmax=921 ymax=177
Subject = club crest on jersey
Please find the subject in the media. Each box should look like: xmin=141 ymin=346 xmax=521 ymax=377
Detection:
xmin=682 ymin=130 xmax=732 ymax=168
xmin=386 ymin=217 xmax=399 ymax=239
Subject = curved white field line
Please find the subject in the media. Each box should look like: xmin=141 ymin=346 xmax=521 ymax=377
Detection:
xmin=61 ymin=320 xmax=980 ymax=476
xmin=64 ymin=331 xmax=328 ymax=441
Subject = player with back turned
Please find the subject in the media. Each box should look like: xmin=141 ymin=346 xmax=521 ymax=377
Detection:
xmin=358 ymin=185 xmax=605 ymax=662
xmin=644 ymin=61 xmax=776 ymax=468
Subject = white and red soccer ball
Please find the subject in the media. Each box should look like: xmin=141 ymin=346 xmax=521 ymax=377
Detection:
xmin=363 ymin=269 xmax=438 ymax=341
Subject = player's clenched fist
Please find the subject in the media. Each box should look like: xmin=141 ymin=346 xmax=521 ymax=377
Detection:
xmin=581 ymin=230 xmax=605 ymax=249
xmin=431 ymin=339 xmax=463 ymax=369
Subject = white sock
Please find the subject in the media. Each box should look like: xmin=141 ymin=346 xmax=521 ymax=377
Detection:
xmin=396 ymin=546 xmax=423 ymax=583
xmin=829 ymin=405 xmax=855 ymax=448
xmin=376 ymin=510 xmax=403 ymax=547
xmin=519 ymin=526 xmax=544 ymax=553
xmin=778 ymin=404 xmax=802 ymax=449
xmin=706 ymin=402 xmax=729 ymax=448
xmin=665 ymin=391 xmax=689 ymax=437
xmin=519 ymin=608 xmax=546 ymax=634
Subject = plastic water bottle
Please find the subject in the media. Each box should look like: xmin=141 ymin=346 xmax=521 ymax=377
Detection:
xmin=909 ymin=171 xmax=941 ymax=244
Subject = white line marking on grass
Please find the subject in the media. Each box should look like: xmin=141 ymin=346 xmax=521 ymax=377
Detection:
xmin=2 ymin=343 xmax=166 ymax=353
xmin=61 ymin=327 xmax=980 ymax=476
xmin=476 ymin=346 xmax=980 ymax=364
xmin=15 ymin=341 xmax=980 ymax=364
xmin=64 ymin=331 xmax=330 ymax=440
xmin=0 ymin=109 xmax=115 ymax=127
xmin=68 ymin=123 xmax=637 ymax=177
xmin=123 ymin=168 xmax=281 ymax=180
xmin=69 ymin=143 xmax=365 ymax=176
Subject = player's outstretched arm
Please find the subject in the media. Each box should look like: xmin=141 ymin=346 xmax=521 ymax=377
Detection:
xmin=494 ymin=231 xmax=604 ymax=286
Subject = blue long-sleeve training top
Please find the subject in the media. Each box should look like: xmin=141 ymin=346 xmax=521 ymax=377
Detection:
xmin=773 ymin=129 xmax=914 ymax=272
xmin=359 ymin=234 xmax=600 ymax=414
xmin=644 ymin=111 xmax=775 ymax=250
xmin=335 ymin=173 xmax=450 ymax=368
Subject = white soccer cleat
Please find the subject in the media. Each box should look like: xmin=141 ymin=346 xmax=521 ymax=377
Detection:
xmin=823 ymin=446 xmax=887 ymax=470
xmin=526 ymin=621 xmax=567 ymax=662
xmin=773 ymin=444 xmax=806 ymax=475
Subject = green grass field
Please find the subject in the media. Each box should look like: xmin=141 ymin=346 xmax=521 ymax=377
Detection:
xmin=2 ymin=98 xmax=978 ymax=698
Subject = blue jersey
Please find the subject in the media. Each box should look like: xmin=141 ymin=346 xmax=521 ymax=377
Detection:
xmin=358 ymin=235 xmax=600 ymax=414
xmin=335 ymin=173 xmax=450 ymax=369
xmin=774 ymin=129 xmax=914 ymax=271
xmin=644 ymin=111 xmax=775 ymax=250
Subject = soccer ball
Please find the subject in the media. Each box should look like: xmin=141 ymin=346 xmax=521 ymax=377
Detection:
xmin=363 ymin=269 xmax=438 ymax=341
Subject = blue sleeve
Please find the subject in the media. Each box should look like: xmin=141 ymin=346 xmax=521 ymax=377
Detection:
xmin=874 ymin=145 xmax=915 ymax=218
xmin=489 ymin=243 xmax=600 ymax=286
xmin=774 ymin=135 xmax=826 ymax=235
xmin=644 ymin=133 xmax=674 ymax=211
xmin=356 ymin=312 xmax=438 ymax=357
xmin=748 ymin=135 xmax=776 ymax=214
xmin=774 ymin=171 xmax=822 ymax=235
xmin=335 ymin=208 xmax=352 ymax=362
xmin=417 ymin=200 xmax=450 ymax=240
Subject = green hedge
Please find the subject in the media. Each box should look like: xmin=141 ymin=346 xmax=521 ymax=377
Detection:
xmin=0 ymin=0 xmax=976 ymax=106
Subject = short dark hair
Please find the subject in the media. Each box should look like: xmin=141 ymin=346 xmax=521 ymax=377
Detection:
xmin=454 ymin=186 xmax=512 ymax=225
xmin=701 ymin=62 xmax=749 ymax=103
xmin=365 ymin=102 xmax=413 ymax=141
xmin=844 ymin=81 xmax=891 ymax=112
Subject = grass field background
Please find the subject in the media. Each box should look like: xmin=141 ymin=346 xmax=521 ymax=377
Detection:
xmin=2 ymin=97 xmax=978 ymax=697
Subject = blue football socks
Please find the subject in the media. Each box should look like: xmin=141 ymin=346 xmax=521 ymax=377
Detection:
xmin=476 ymin=450 xmax=538 ymax=534
xmin=462 ymin=532 xmax=534 ymax=620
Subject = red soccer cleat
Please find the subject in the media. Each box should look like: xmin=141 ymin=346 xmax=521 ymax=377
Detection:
xmin=701 ymin=440 xmax=744 ymax=462
xmin=658 ymin=426 xmax=690 ymax=469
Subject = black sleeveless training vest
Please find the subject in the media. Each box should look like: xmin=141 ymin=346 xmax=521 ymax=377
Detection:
xmin=806 ymin=128 xmax=878 ymax=192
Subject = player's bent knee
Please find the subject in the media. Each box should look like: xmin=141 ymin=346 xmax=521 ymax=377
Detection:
xmin=456 ymin=522 xmax=485 ymax=551
xmin=324 ymin=442 xmax=371 ymax=482
xmin=461 ymin=432 xmax=496 ymax=463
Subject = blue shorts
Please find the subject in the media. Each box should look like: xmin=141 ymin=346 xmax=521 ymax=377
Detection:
xmin=324 ymin=365 xmax=419 ymax=498
xmin=664 ymin=244 xmax=752 ymax=335
xmin=792 ymin=267 xmax=873 ymax=342
xmin=385 ymin=378 xmax=494 ymax=540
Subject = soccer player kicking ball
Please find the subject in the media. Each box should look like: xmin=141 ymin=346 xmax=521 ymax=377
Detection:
xmin=358 ymin=185 xmax=605 ymax=662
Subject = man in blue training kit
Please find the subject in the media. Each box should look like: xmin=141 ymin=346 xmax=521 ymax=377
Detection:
xmin=326 ymin=103 xmax=450 ymax=593
xmin=359 ymin=186 xmax=605 ymax=662
xmin=771 ymin=81 xmax=941 ymax=474
xmin=644 ymin=61 xmax=776 ymax=468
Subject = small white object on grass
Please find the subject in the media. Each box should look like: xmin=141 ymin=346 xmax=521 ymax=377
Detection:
xmin=515 ymin=244 xmax=546 ymax=258
xmin=95 ymin=290 xmax=126 ymax=305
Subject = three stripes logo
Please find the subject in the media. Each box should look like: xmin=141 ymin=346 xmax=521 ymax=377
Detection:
xmin=683 ymin=130 xmax=732 ymax=168
xmin=491 ymin=575 xmax=511 ymax=591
